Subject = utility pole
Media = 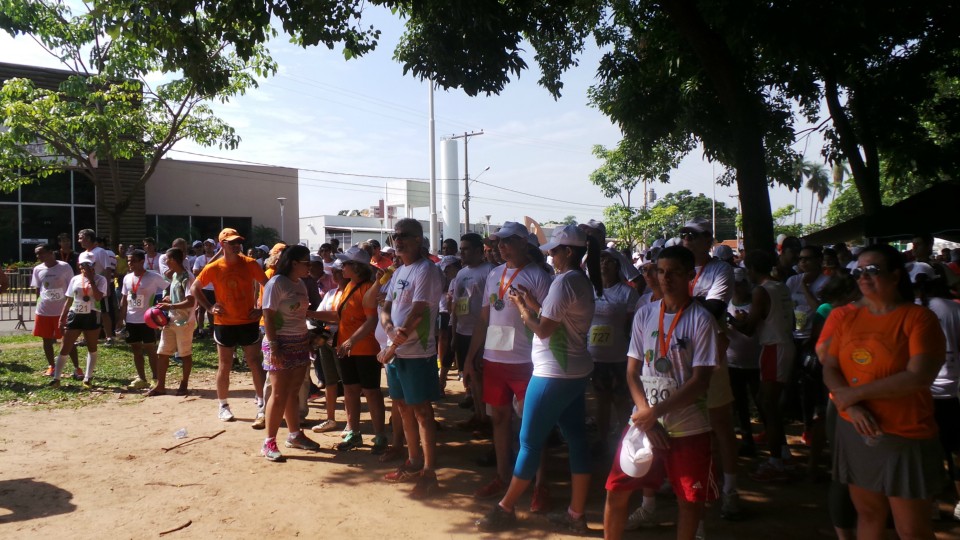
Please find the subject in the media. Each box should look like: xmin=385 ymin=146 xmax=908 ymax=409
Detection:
xmin=428 ymin=80 xmax=439 ymax=253
xmin=451 ymin=130 xmax=483 ymax=234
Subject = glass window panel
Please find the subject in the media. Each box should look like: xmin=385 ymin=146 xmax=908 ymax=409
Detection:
xmin=223 ymin=217 xmax=252 ymax=248
xmin=20 ymin=205 xmax=67 ymax=259
xmin=0 ymin=206 xmax=20 ymax=264
xmin=73 ymin=206 xmax=96 ymax=242
xmin=73 ymin=173 xmax=96 ymax=205
xmin=21 ymin=171 xmax=71 ymax=204
xmin=156 ymin=215 xmax=192 ymax=249
xmin=191 ymin=216 xmax=222 ymax=245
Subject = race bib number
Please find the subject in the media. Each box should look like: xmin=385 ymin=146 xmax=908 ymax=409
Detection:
xmin=41 ymin=288 xmax=64 ymax=301
xmin=129 ymin=294 xmax=145 ymax=308
xmin=484 ymin=325 xmax=516 ymax=352
xmin=588 ymin=325 xmax=613 ymax=346
xmin=74 ymin=301 xmax=91 ymax=314
xmin=639 ymin=375 xmax=679 ymax=406
xmin=455 ymin=297 xmax=470 ymax=316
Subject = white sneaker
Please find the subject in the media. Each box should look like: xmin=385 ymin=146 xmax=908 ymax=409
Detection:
xmin=625 ymin=506 xmax=657 ymax=530
xmin=218 ymin=405 xmax=235 ymax=422
xmin=721 ymin=491 xmax=742 ymax=519
xmin=311 ymin=419 xmax=337 ymax=433
xmin=695 ymin=520 xmax=706 ymax=540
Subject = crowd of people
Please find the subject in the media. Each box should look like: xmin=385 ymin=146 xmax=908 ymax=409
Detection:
xmin=28 ymin=220 xmax=960 ymax=539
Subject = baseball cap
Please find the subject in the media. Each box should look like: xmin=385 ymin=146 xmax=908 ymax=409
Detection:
xmin=309 ymin=254 xmax=323 ymax=263
xmin=439 ymin=255 xmax=462 ymax=271
xmin=580 ymin=219 xmax=607 ymax=238
xmin=204 ymin=238 xmax=216 ymax=246
xmin=191 ymin=240 xmax=202 ymax=248
xmin=907 ymin=262 xmax=939 ymax=283
xmin=79 ymin=252 xmax=96 ymax=267
xmin=257 ymin=244 xmax=270 ymax=254
xmin=331 ymin=259 xmax=345 ymax=271
xmin=680 ymin=217 xmax=712 ymax=236
xmin=527 ymin=233 xmax=540 ymax=248
xmin=366 ymin=238 xmax=382 ymax=249
xmin=382 ymin=246 xmax=395 ymax=254
xmin=490 ymin=221 xmax=528 ymax=241
xmin=218 ymin=228 xmax=244 ymax=243
xmin=618 ymin=424 xmax=654 ymax=478
xmin=713 ymin=244 xmax=734 ymax=261
xmin=336 ymin=246 xmax=372 ymax=266
xmin=541 ymin=224 xmax=587 ymax=251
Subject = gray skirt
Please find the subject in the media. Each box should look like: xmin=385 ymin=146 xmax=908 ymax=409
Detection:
xmin=833 ymin=417 xmax=944 ymax=499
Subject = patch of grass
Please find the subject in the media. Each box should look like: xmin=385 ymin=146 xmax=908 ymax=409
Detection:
xmin=0 ymin=335 xmax=230 ymax=408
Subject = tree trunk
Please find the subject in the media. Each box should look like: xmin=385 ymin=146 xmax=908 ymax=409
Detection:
xmin=824 ymin=74 xmax=882 ymax=216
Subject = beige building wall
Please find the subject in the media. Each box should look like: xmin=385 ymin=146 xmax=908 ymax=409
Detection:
xmin=147 ymin=159 xmax=299 ymax=241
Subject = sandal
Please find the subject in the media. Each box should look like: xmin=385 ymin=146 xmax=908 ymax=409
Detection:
xmin=145 ymin=387 xmax=166 ymax=397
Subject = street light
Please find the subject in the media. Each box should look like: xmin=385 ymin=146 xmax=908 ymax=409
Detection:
xmin=277 ymin=197 xmax=287 ymax=241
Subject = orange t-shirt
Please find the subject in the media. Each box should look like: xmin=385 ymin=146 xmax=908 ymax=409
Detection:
xmin=826 ymin=304 xmax=945 ymax=439
xmin=334 ymin=280 xmax=380 ymax=356
xmin=196 ymin=255 xmax=268 ymax=326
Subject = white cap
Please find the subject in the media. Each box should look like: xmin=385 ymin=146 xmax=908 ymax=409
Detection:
xmin=79 ymin=251 xmax=96 ymax=267
xmin=257 ymin=244 xmax=270 ymax=253
xmin=618 ymin=424 xmax=654 ymax=478
xmin=382 ymin=246 xmax=395 ymax=254
xmin=490 ymin=221 xmax=528 ymax=241
xmin=204 ymin=238 xmax=216 ymax=246
xmin=907 ymin=262 xmax=939 ymax=283
xmin=713 ymin=244 xmax=734 ymax=261
xmin=651 ymin=238 xmax=666 ymax=249
xmin=664 ymin=237 xmax=680 ymax=247
xmin=336 ymin=246 xmax=372 ymax=266
xmin=541 ymin=224 xmax=588 ymax=251
xmin=680 ymin=217 xmax=712 ymax=235
xmin=439 ymin=255 xmax=462 ymax=271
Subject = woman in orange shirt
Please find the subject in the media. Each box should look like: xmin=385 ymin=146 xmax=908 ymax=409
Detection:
xmin=312 ymin=246 xmax=385 ymax=453
xmin=821 ymin=244 xmax=945 ymax=539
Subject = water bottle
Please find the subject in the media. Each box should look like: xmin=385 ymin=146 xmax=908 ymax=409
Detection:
xmin=174 ymin=428 xmax=188 ymax=439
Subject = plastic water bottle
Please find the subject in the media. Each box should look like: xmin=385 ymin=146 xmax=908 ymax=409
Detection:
xmin=174 ymin=428 xmax=188 ymax=439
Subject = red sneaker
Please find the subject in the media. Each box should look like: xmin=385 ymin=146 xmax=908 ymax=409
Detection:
xmin=384 ymin=460 xmax=423 ymax=483
xmin=473 ymin=476 xmax=507 ymax=499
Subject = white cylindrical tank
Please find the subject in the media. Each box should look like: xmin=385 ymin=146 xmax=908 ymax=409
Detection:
xmin=440 ymin=138 xmax=460 ymax=243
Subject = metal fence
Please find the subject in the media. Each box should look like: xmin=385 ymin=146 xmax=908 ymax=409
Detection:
xmin=1 ymin=268 xmax=36 ymax=328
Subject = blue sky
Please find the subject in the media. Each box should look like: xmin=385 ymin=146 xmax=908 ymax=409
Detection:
xmin=0 ymin=6 xmax=822 ymax=233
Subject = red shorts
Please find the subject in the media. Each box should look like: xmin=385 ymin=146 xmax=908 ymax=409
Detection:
xmin=606 ymin=430 xmax=718 ymax=503
xmin=33 ymin=315 xmax=63 ymax=340
xmin=482 ymin=359 xmax=533 ymax=407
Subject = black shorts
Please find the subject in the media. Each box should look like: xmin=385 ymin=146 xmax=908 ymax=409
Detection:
xmin=125 ymin=322 xmax=157 ymax=344
xmin=201 ymin=289 xmax=216 ymax=306
xmin=934 ymin=397 xmax=960 ymax=453
xmin=65 ymin=311 xmax=101 ymax=331
xmin=437 ymin=312 xmax=450 ymax=330
xmin=454 ymin=332 xmax=472 ymax=372
xmin=336 ymin=355 xmax=382 ymax=389
xmin=592 ymin=361 xmax=629 ymax=397
xmin=214 ymin=322 xmax=261 ymax=348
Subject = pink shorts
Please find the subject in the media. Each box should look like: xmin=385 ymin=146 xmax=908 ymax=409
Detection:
xmin=482 ymin=360 xmax=533 ymax=407
xmin=606 ymin=430 xmax=718 ymax=503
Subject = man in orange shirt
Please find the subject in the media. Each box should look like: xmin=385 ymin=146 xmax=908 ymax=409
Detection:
xmin=191 ymin=228 xmax=269 ymax=422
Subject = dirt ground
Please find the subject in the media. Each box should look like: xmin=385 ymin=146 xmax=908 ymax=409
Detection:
xmin=1 ymin=366 xmax=958 ymax=539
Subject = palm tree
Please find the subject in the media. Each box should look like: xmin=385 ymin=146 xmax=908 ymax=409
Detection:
xmin=805 ymin=163 xmax=831 ymax=224
xmin=830 ymin=160 xmax=849 ymax=205
xmin=792 ymin=159 xmax=817 ymax=227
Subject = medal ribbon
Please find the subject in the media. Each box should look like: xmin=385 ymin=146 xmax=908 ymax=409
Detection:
xmin=689 ymin=259 xmax=710 ymax=296
xmin=498 ymin=264 xmax=525 ymax=303
xmin=131 ymin=273 xmax=142 ymax=296
xmin=81 ymin=277 xmax=91 ymax=299
xmin=657 ymin=300 xmax=689 ymax=358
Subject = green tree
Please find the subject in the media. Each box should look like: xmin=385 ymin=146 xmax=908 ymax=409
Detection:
xmin=589 ymin=138 xmax=688 ymax=209
xmin=650 ymin=190 xmax=738 ymax=242
xmin=0 ymin=1 xmax=274 ymax=241
xmin=803 ymin=162 xmax=830 ymax=224
xmin=251 ymin=224 xmax=281 ymax=247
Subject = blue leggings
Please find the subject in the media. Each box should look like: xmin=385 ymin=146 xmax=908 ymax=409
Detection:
xmin=514 ymin=375 xmax=591 ymax=480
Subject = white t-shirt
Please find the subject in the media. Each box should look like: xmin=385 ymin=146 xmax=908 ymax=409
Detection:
xmin=32 ymin=261 xmax=74 ymax=317
xmin=922 ymin=297 xmax=960 ymax=399
xmin=120 ymin=271 xmax=170 ymax=323
xmin=319 ymin=286 xmax=342 ymax=335
xmin=533 ymin=270 xmax=596 ymax=378
xmin=628 ymin=299 xmax=719 ymax=437
xmin=450 ymin=262 xmax=494 ymax=336
xmin=691 ymin=258 xmax=734 ymax=304
xmin=588 ymin=282 xmax=640 ymax=363
xmin=159 ymin=253 xmax=195 ymax=282
xmin=87 ymin=247 xmax=112 ymax=278
xmin=786 ymin=273 xmax=830 ymax=337
xmin=263 ymin=274 xmax=310 ymax=337
xmin=757 ymin=280 xmax=794 ymax=347
xmin=373 ymin=282 xmax=390 ymax=347
xmin=143 ymin=252 xmax=161 ymax=274
xmin=66 ymin=274 xmax=108 ymax=313
xmin=726 ymin=300 xmax=760 ymax=369
xmin=636 ymin=290 xmax=654 ymax=311
xmin=167 ymin=271 xmax=196 ymax=327
xmin=387 ymin=257 xmax=444 ymax=358
xmin=481 ymin=263 xmax=552 ymax=364
xmin=192 ymin=254 xmax=216 ymax=291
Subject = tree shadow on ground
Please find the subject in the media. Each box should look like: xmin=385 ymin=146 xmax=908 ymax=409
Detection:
xmin=0 ymin=478 xmax=76 ymax=524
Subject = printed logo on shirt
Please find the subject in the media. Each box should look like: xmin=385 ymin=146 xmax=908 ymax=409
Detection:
xmin=852 ymin=348 xmax=872 ymax=365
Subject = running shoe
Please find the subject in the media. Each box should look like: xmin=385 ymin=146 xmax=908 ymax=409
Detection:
xmin=720 ymin=491 xmax=742 ymax=520
xmin=625 ymin=506 xmax=657 ymax=530
xmin=311 ymin=419 xmax=337 ymax=433
xmin=473 ymin=476 xmax=507 ymax=500
xmin=371 ymin=434 xmax=389 ymax=455
xmin=384 ymin=460 xmax=423 ymax=483
xmin=409 ymin=470 xmax=440 ymax=500
xmin=48 ymin=379 xmax=61 ymax=388
xmin=337 ymin=431 xmax=363 ymax=451
xmin=476 ymin=504 xmax=517 ymax=532
xmin=261 ymin=439 xmax=284 ymax=462
xmin=43 ymin=366 xmax=54 ymax=377
xmin=72 ymin=368 xmax=84 ymax=381
xmin=218 ymin=405 xmax=235 ymax=422
xmin=129 ymin=378 xmax=149 ymax=390
xmin=546 ymin=510 xmax=588 ymax=534
xmin=749 ymin=461 xmax=790 ymax=483
xmin=530 ymin=485 xmax=550 ymax=513
xmin=82 ymin=379 xmax=93 ymax=389
xmin=251 ymin=413 xmax=266 ymax=430
xmin=285 ymin=433 xmax=321 ymax=451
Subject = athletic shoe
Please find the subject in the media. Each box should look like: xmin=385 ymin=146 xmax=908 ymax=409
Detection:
xmin=311 ymin=419 xmax=337 ymax=433
xmin=473 ymin=476 xmax=507 ymax=499
xmin=218 ymin=405 xmax=235 ymax=422
xmin=261 ymin=439 xmax=284 ymax=462
xmin=530 ymin=485 xmax=550 ymax=513
xmin=625 ymin=506 xmax=657 ymax=530
xmin=43 ymin=366 xmax=54 ymax=377
xmin=337 ymin=431 xmax=363 ymax=451
xmin=285 ymin=432 xmax=321 ymax=451
xmin=129 ymin=378 xmax=149 ymax=390
xmin=251 ymin=413 xmax=266 ymax=430
xmin=72 ymin=368 xmax=84 ymax=381
xmin=720 ymin=491 xmax=742 ymax=520
xmin=476 ymin=504 xmax=517 ymax=531
xmin=749 ymin=461 xmax=790 ymax=483
xmin=340 ymin=426 xmax=353 ymax=439
xmin=546 ymin=510 xmax=588 ymax=534
xmin=371 ymin=434 xmax=389 ymax=455
xmin=384 ymin=460 xmax=423 ymax=483
xmin=82 ymin=379 xmax=93 ymax=389
xmin=378 ymin=445 xmax=404 ymax=463
xmin=48 ymin=379 xmax=61 ymax=388
xmin=409 ymin=470 xmax=440 ymax=500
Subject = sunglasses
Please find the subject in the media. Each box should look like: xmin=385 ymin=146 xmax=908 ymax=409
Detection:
xmin=851 ymin=264 xmax=883 ymax=280
xmin=391 ymin=232 xmax=417 ymax=241
xmin=680 ymin=232 xmax=700 ymax=241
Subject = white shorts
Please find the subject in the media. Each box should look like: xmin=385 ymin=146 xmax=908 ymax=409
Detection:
xmin=158 ymin=320 xmax=197 ymax=357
